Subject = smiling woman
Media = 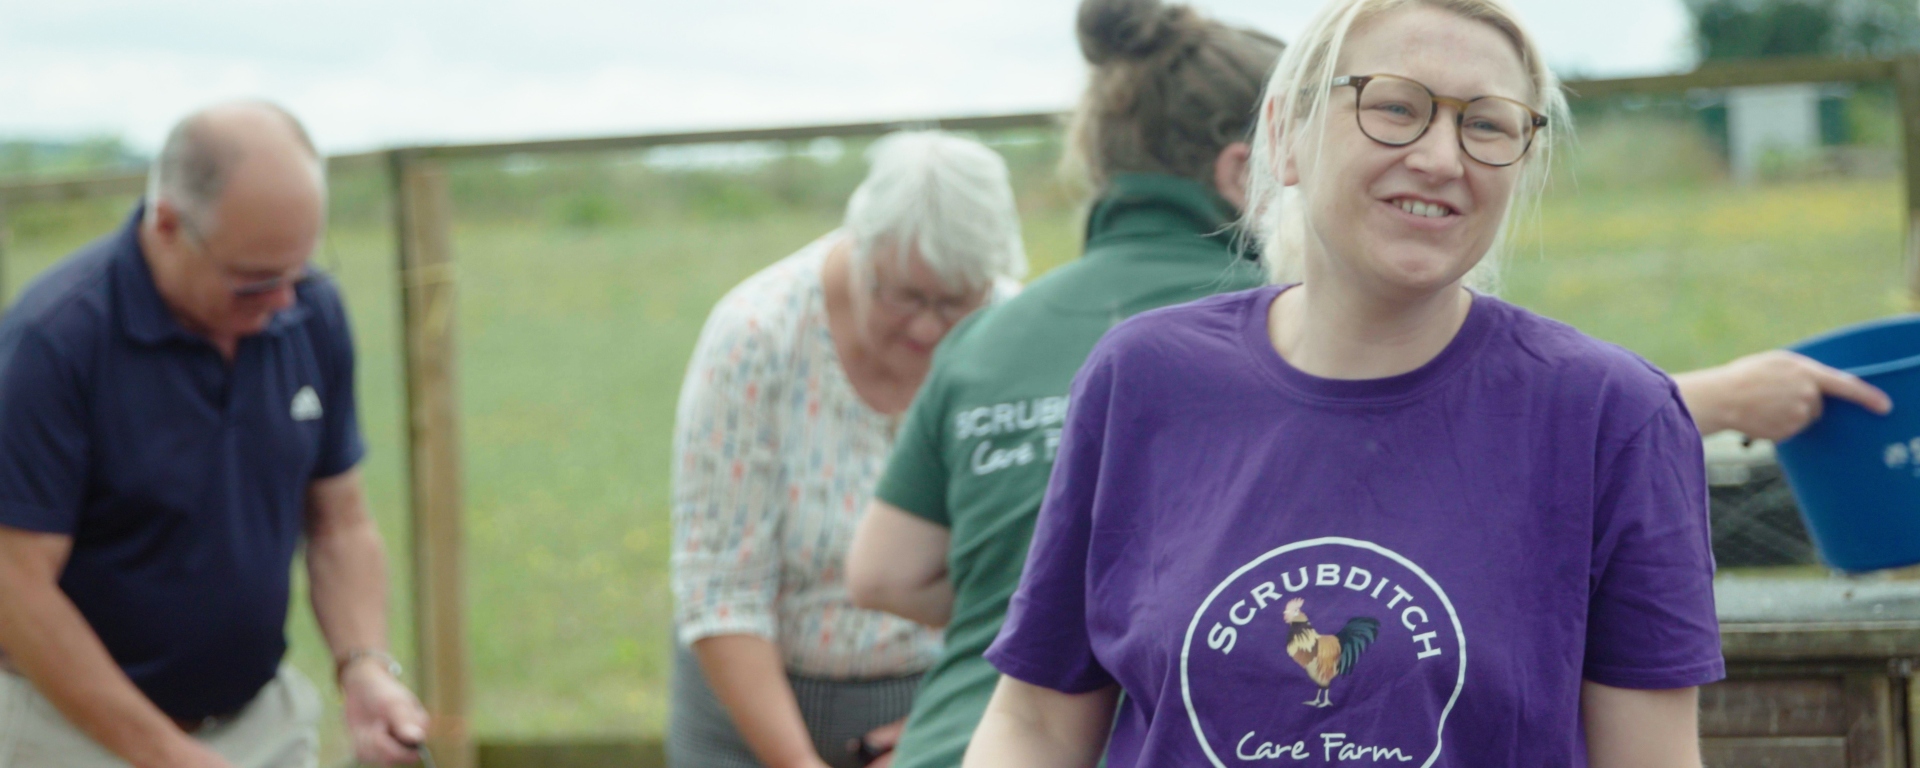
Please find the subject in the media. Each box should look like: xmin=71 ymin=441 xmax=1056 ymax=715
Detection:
xmin=1250 ymin=0 xmax=1569 ymax=296
xmin=963 ymin=2 xmax=1723 ymax=767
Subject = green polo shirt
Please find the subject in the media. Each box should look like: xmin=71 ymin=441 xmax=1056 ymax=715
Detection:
xmin=874 ymin=173 xmax=1265 ymax=767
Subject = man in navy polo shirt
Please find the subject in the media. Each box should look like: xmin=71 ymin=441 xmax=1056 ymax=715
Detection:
xmin=0 ymin=103 xmax=427 ymax=768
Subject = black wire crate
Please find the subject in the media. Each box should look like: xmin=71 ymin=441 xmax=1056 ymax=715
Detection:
xmin=1709 ymin=457 xmax=1817 ymax=569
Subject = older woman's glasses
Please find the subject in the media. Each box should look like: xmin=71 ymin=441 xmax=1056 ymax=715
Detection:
xmin=872 ymin=284 xmax=983 ymax=325
xmin=1332 ymin=74 xmax=1547 ymax=168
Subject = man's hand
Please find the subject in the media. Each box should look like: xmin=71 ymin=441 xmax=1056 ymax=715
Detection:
xmin=1677 ymin=350 xmax=1893 ymax=442
xmin=340 ymin=661 xmax=430 ymax=765
xmin=307 ymin=469 xmax=423 ymax=764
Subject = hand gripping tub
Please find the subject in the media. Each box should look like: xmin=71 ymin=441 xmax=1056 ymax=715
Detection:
xmin=1775 ymin=314 xmax=1920 ymax=573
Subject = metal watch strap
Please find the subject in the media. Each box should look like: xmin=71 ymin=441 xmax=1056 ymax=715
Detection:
xmin=335 ymin=648 xmax=403 ymax=684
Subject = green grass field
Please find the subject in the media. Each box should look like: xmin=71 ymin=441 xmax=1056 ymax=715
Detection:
xmin=0 ymin=156 xmax=1905 ymax=757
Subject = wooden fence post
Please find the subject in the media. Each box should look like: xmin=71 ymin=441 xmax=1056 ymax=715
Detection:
xmin=390 ymin=150 xmax=474 ymax=768
xmin=1899 ymin=56 xmax=1920 ymax=311
xmin=0 ymin=202 xmax=10 ymax=307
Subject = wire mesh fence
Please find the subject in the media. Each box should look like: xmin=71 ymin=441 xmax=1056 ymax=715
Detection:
xmin=1709 ymin=457 xmax=1819 ymax=569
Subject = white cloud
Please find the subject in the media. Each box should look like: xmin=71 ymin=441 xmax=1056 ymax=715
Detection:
xmin=0 ymin=0 xmax=1696 ymax=155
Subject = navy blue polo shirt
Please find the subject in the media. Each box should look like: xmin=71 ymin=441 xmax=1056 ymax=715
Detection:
xmin=0 ymin=206 xmax=363 ymax=720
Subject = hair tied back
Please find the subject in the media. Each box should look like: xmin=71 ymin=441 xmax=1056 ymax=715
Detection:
xmin=1077 ymin=0 xmax=1192 ymax=65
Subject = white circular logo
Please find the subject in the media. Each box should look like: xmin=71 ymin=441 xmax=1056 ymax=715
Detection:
xmin=1180 ymin=538 xmax=1466 ymax=766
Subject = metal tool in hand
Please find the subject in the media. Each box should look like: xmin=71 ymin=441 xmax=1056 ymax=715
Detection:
xmin=385 ymin=727 xmax=435 ymax=768
xmin=398 ymin=731 xmax=435 ymax=768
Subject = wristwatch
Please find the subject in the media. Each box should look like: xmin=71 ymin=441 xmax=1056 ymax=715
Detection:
xmin=335 ymin=648 xmax=404 ymax=684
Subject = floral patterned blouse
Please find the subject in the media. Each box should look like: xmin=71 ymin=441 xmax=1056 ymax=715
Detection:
xmin=671 ymin=233 xmax=944 ymax=678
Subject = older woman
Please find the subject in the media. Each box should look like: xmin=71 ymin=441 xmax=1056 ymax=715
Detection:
xmin=845 ymin=2 xmax=1280 ymax=767
xmin=668 ymin=132 xmax=1026 ymax=768
xmin=966 ymin=0 xmax=1723 ymax=766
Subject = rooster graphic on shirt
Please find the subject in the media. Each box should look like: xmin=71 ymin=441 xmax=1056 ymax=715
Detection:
xmin=1184 ymin=541 xmax=1465 ymax=766
xmin=1283 ymin=597 xmax=1380 ymax=707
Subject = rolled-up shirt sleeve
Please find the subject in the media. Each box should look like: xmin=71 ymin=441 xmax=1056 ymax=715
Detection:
xmin=670 ymin=304 xmax=788 ymax=646
xmin=0 ymin=326 xmax=88 ymax=534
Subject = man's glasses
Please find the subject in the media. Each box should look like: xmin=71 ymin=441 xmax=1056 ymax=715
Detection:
xmin=179 ymin=219 xmax=318 ymax=298
xmin=228 ymin=267 xmax=314 ymax=297
xmin=1332 ymin=74 xmax=1548 ymax=168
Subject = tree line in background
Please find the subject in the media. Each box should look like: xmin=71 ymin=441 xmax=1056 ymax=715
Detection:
xmin=0 ymin=138 xmax=142 ymax=179
xmin=1686 ymin=0 xmax=1920 ymax=59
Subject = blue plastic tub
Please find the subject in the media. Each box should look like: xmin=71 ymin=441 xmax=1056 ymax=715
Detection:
xmin=1775 ymin=314 xmax=1920 ymax=573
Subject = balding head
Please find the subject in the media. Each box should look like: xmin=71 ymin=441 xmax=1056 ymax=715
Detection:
xmin=139 ymin=102 xmax=328 ymax=351
xmin=145 ymin=101 xmax=323 ymax=236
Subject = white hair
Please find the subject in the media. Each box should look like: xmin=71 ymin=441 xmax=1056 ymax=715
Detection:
xmin=1242 ymin=0 xmax=1570 ymax=294
xmin=843 ymin=131 xmax=1028 ymax=295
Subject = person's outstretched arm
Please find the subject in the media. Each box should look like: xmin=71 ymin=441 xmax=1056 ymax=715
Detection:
xmin=962 ymin=676 xmax=1118 ymax=768
xmin=306 ymin=469 xmax=429 ymax=765
xmin=1582 ymin=682 xmax=1701 ymax=768
xmin=1675 ymin=350 xmax=1891 ymax=441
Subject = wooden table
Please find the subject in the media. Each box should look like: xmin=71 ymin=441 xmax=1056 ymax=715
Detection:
xmin=1709 ymin=577 xmax=1920 ymax=767
xmin=470 ymin=577 xmax=1920 ymax=768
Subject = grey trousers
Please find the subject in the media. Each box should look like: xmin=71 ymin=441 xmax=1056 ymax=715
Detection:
xmin=0 ymin=665 xmax=321 ymax=768
xmin=667 ymin=644 xmax=920 ymax=768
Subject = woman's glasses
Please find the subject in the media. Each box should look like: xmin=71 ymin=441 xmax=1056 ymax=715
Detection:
xmin=871 ymin=283 xmax=983 ymax=326
xmin=1332 ymin=74 xmax=1547 ymax=168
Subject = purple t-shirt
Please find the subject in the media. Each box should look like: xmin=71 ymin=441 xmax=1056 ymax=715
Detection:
xmin=985 ymin=286 xmax=1723 ymax=767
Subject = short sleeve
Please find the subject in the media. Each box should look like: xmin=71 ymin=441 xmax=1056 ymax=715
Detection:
xmin=669 ymin=304 xmax=788 ymax=646
xmin=311 ymin=282 xmax=365 ymax=479
xmin=873 ymin=363 xmax=952 ymax=527
xmin=983 ymin=350 xmax=1116 ymax=694
xmin=1583 ymin=394 xmax=1725 ymax=689
xmin=0 ymin=326 xmax=89 ymax=534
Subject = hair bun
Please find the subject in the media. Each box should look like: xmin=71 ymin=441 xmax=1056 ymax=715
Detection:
xmin=1077 ymin=0 xmax=1188 ymax=65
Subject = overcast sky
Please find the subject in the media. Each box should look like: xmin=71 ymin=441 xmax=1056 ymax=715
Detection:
xmin=0 ymin=0 xmax=1697 ymax=155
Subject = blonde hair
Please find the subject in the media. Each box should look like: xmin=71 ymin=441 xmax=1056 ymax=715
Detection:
xmin=1242 ymin=0 xmax=1569 ymax=293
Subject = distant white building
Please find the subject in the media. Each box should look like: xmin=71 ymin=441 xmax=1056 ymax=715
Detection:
xmin=1723 ymin=83 xmax=1823 ymax=182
